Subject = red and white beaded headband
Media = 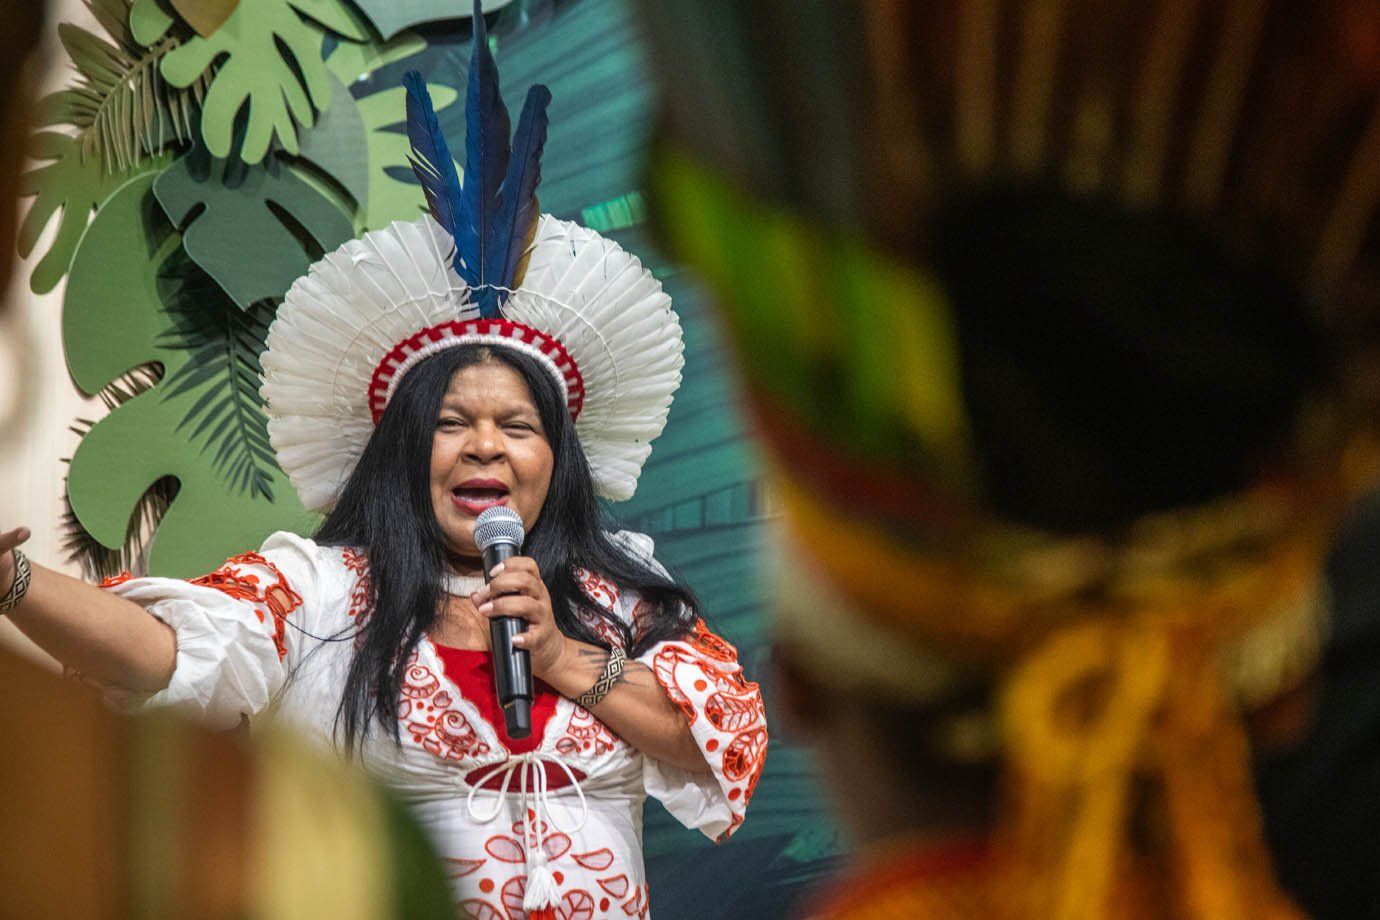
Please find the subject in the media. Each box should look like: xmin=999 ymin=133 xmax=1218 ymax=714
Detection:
xmin=367 ymin=317 xmax=586 ymax=425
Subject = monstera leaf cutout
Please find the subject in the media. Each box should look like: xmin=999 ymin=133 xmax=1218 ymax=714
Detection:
xmin=154 ymin=149 xmax=355 ymax=309
xmin=19 ymin=0 xmax=207 ymax=294
xmin=296 ymin=33 xmax=458 ymax=229
xmin=156 ymin=0 xmax=371 ymax=164
xmin=63 ymin=380 xmax=180 ymax=583
xmin=63 ymin=172 xmax=316 ymax=578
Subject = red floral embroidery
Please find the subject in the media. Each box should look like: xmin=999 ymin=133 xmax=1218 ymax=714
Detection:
xmin=447 ymin=858 xmax=486 ymax=879
xmin=705 ymin=688 xmax=766 ymax=733
xmin=649 ymin=624 xmax=768 ymax=842
xmin=651 ymin=646 xmax=702 ymax=723
xmin=689 ymin=619 xmax=738 ymax=663
xmin=342 ymin=547 xmax=367 ymax=575
xmin=190 ymin=552 xmax=303 ymax=660
xmin=485 ymin=835 xmax=527 ymax=864
xmin=501 ymin=876 xmax=527 ymax=916
xmin=573 ymin=566 xmax=619 ymax=609
xmin=488 ymin=819 xmax=574 ymax=865
xmin=620 ymin=883 xmax=649 ymax=918
xmin=341 ymin=547 xmax=372 ymax=624
xmin=556 ymin=705 xmax=620 ymax=757
xmin=99 ymin=571 xmax=134 ymax=589
xmin=597 ymin=875 xmax=630 ymax=899
xmin=572 ymin=848 xmax=615 ymax=871
xmin=480 ymin=825 xmax=608 ymax=920
xmin=560 ymin=890 xmax=596 ymax=920
xmin=399 ymin=653 xmax=491 ymax=761
xmin=723 ymin=728 xmax=768 ymax=782
xmin=458 ymin=900 xmax=504 ymax=920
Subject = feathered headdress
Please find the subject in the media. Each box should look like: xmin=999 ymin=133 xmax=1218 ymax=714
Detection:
xmin=260 ymin=0 xmax=683 ymax=512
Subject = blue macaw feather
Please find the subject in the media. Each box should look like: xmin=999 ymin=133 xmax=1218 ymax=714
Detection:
xmin=403 ymin=70 xmax=466 ymax=284
xmin=404 ymin=0 xmax=553 ymax=315
xmin=487 ymin=84 xmax=552 ymax=297
xmin=461 ymin=0 xmax=510 ymax=317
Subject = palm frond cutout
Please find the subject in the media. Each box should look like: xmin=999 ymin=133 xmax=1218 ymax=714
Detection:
xmin=158 ymin=264 xmax=279 ymax=501
xmin=61 ymin=364 xmax=179 ymax=580
xmin=39 ymin=0 xmax=212 ymax=174
xmin=20 ymin=0 xmax=208 ymax=293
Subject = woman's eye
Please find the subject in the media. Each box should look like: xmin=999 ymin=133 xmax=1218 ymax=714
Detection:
xmin=437 ymin=417 xmax=465 ymax=430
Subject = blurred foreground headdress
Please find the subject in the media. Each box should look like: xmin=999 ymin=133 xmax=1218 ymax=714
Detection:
xmin=644 ymin=1 xmax=1380 ymax=918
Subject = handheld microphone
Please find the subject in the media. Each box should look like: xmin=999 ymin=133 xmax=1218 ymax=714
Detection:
xmin=474 ymin=506 xmax=532 ymax=739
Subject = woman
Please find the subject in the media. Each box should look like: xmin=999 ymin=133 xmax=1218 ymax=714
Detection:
xmin=0 ymin=19 xmax=765 ymax=917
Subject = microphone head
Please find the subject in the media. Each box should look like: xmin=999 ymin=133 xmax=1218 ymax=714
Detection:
xmin=474 ymin=506 xmax=525 ymax=551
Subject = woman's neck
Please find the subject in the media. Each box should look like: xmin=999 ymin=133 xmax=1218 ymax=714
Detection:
xmin=446 ymin=553 xmax=484 ymax=578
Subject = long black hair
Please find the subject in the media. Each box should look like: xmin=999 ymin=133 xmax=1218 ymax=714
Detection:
xmin=315 ymin=344 xmax=699 ymax=752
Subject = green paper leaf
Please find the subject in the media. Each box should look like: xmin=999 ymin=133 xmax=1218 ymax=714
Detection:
xmin=153 ymin=151 xmax=354 ymax=308
xmin=63 ymin=172 xmax=316 ymax=577
xmin=294 ymin=74 xmax=369 ymax=207
xmin=40 ymin=6 xmax=210 ymax=175
xmin=158 ymin=0 xmax=371 ymax=164
xmin=18 ymin=0 xmax=207 ymax=293
xmin=130 ymin=0 xmax=175 ymax=44
xmin=293 ymin=33 xmax=455 ymax=229
xmin=324 ymin=27 xmax=425 ymax=80
xmin=17 ymin=135 xmax=171 ymax=294
xmin=350 ymin=0 xmax=510 ymax=41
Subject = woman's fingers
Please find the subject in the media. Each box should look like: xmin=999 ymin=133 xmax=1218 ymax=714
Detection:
xmin=466 ymin=555 xmax=566 ymax=668
xmin=471 ymin=558 xmax=546 ymax=606
xmin=0 ymin=527 xmax=31 ymax=555
xmin=476 ymin=593 xmax=545 ymax=623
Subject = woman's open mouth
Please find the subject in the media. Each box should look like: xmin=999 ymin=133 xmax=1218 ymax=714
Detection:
xmin=450 ymin=480 xmax=511 ymax=516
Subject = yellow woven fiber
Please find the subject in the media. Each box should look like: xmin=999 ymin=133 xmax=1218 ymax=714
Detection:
xmin=773 ymin=455 xmax=1343 ymax=919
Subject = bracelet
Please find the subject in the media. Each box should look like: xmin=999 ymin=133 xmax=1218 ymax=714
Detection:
xmin=0 ymin=548 xmax=32 ymax=614
xmin=575 ymin=645 xmax=626 ymax=709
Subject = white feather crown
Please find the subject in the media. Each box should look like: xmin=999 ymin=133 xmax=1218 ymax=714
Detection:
xmin=259 ymin=213 xmax=684 ymax=511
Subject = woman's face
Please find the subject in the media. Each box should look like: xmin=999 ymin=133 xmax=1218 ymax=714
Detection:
xmin=430 ymin=361 xmax=554 ymax=571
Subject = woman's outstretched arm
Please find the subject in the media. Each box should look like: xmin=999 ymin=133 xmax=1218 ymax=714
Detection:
xmin=1 ymin=527 xmax=177 ymax=694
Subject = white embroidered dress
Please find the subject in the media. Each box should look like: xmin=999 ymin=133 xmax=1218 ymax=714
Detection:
xmin=102 ymin=530 xmax=767 ymax=920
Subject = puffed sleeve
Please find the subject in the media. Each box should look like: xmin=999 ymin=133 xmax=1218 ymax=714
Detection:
xmin=99 ymin=531 xmax=338 ymax=729
xmin=638 ymin=620 xmax=767 ymax=842
xmin=608 ymin=531 xmax=768 ymax=843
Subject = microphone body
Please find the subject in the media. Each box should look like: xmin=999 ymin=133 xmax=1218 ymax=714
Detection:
xmin=475 ymin=507 xmax=532 ymax=739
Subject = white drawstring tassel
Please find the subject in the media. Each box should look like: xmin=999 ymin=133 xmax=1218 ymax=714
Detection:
xmin=522 ymin=756 xmax=560 ymax=916
xmin=523 ymin=863 xmax=560 ymax=916
xmin=464 ymin=750 xmax=590 ymax=918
